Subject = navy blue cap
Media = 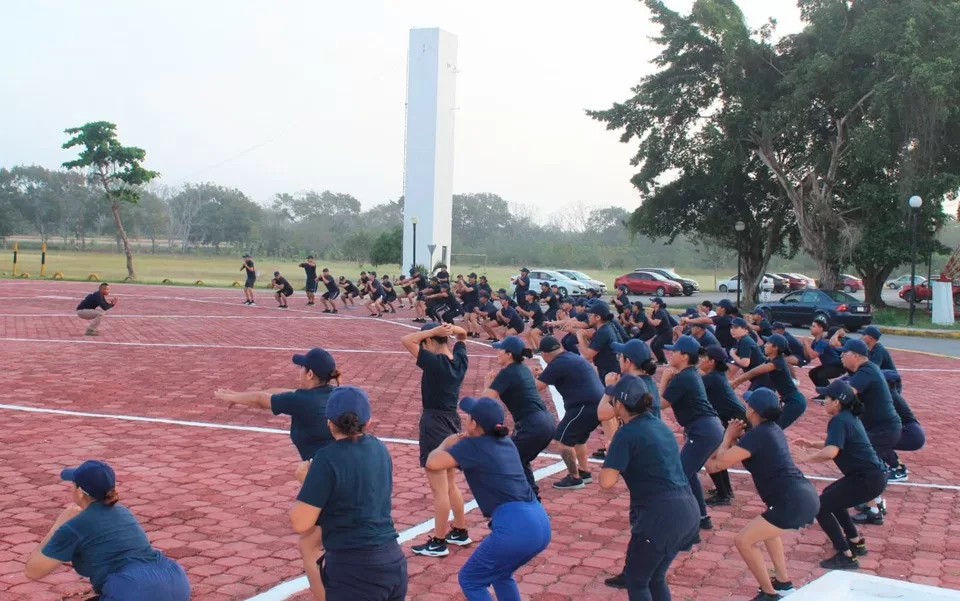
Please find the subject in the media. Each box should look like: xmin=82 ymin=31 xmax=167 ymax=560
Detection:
xmin=61 ymin=460 xmax=116 ymax=502
xmin=611 ymin=339 xmax=651 ymax=365
xmin=766 ymin=333 xmax=788 ymax=353
xmin=882 ymin=369 xmax=901 ymax=384
xmin=292 ymin=348 xmax=336 ymax=377
xmin=524 ymin=289 xmax=538 ymax=297
xmin=539 ymin=336 xmax=562 ymax=353
xmin=703 ymin=345 xmax=727 ymax=363
xmin=520 ymin=267 xmax=530 ymax=273
xmin=815 ymin=380 xmax=857 ymax=405
xmin=717 ymin=298 xmax=734 ymax=310
xmin=540 ymin=281 xmax=550 ymax=287
xmin=561 ymin=296 xmax=574 ymax=304
xmin=420 ymin=322 xmax=443 ymax=332
xmin=771 ymin=322 xmax=786 ymax=331
xmin=684 ymin=307 xmax=698 ymax=317
xmin=862 ymin=326 xmax=882 ymax=339
xmin=459 ymin=396 xmax=505 ymax=432
xmin=751 ymin=308 xmax=765 ymax=316
xmin=743 ymin=387 xmax=779 ymax=414
xmin=273 ymin=271 xmax=280 ymax=276
xmin=606 ymin=374 xmax=649 ymax=411
xmin=649 ymin=296 xmax=666 ymax=306
xmin=665 ymin=335 xmax=701 ymax=356
xmin=841 ymin=339 xmax=869 ymax=356
xmin=493 ymin=336 xmax=526 ymax=356
xmin=586 ymin=302 xmax=610 ymax=318
xmin=479 ymin=290 xmax=491 ymax=298
xmin=812 ymin=314 xmax=829 ymax=327
xmin=409 ymin=267 xmax=418 ymax=275
xmin=731 ymin=317 xmax=749 ymax=329
xmin=325 ymin=385 xmax=371 ymax=425
xmin=497 ymin=288 xmax=509 ymax=296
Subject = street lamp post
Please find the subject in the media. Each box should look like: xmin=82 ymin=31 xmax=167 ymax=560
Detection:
xmin=411 ymin=216 xmax=419 ymax=271
xmin=928 ymin=221 xmax=936 ymax=306
xmin=908 ymin=196 xmax=922 ymax=326
xmin=735 ymin=220 xmax=746 ymax=307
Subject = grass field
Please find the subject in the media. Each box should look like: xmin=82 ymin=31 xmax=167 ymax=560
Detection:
xmin=1 ymin=249 xmax=721 ymax=292
xmin=871 ymin=305 xmax=960 ymax=330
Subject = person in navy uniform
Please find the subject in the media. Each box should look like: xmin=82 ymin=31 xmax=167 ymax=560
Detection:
xmin=512 ymin=267 xmax=530 ymax=301
xmin=647 ymin=297 xmax=673 ymax=365
xmin=577 ymin=302 xmax=622 ymax=385
xmin=519 ymin=289 xmax=548 ymax=350
xmin=804 ymin=315 xmax=846 ymax=393
xmin=318 ymin=268 xmax=340 ymax=313
xmin=706 ymin=388 xmax=820 ymax=601
xmin=794 ymin=380 xmax=887 ymax=570
xmin=729 ymin=318 xmax=773 ymax=389
xmin=683 ymin=298 xmax=736 ymax=350
xmin=731 ymin=333 xmax=807 ymax=429
xmin=299 ymin=256 xmax=319 ymax=306
xmin=698 ymin=345 xmax=747 ymax=507
xmin=271 ymin=271 xmax=294 ymax=309
xmin=426 ymin=396 xmax=551 ymax=601
xmin=860 ymin=326 xmax=896 ymax=371
xmin=26 ymin=460 xmax=190 ymax=601
xmin=540 ymin=281 xmax=560 ymax=321
xmin=747 ymin=308 xmax=773 ymax=340
xmin=241 ymin=253 xmax=257 ymax=304
xmin=459 ymin=273 xmax=482 ymax=338
xmin=483 ymin=336 xmax=556 ymax=501
xmin=689 ymin=321 xmax=720 ymax=349
xmin=879 ymin=370 xmax=924 ymax=481
xmin=290 ymin=386 xmax=407 ymax=601
xmin=533 ymin=336 xmax=603 ymax=490
xmin=76 ymin=282 xmax=118 ymax=336
xmin=658 ymin=335 xmax=724 ymax=533
xmin=599 ymin=375 xmax=700 ymax=596
xmin=401 ymin=323 xmax=472 ymax=558
xmin=337 ymin=276 xmax=360 ymax=310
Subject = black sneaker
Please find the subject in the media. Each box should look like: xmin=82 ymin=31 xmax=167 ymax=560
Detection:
xmin=603 ymin=573 xmax=627 ymax=589
xmin=445 ymin=528 xmax=472 ymax=547
xmin=591 ymin=448 xmax=607 ymax=460
xmin=705 ymin=495 xmax=732 ymax=507
xmin=700 ymin=516 xmax=714 ymax=530
xmin=820 ymin=552 xmax=860 ymax=570
xmin=887 ymin=465 xmax=908 ymax=481
xmin=853 ymin=500 xmax=886 ymax=515
xmin=322 ymin=309 xmax=331 ymax=313
xmin=578 ymin=470 xmax=593 ymax=483
xmin=412 ymin=537 xmax=448 ymax=557
xmin=553 ymin=475 xmax=585 ymax=490
xmin=852 ymin=508 xmax=884 ymax=525
xmin=848 ymin=538 xmax=868 ymax=557
xmin=331 ymin=309 xmax=338 ymax=314
xmin=750 ymin=593 xmax=781 ymax=601
xmin=771 ymin=578 xmax=794 ymax=594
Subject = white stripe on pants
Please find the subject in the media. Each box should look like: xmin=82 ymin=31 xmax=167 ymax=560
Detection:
xmin=77 ymin=309 xmax=104 ymax=333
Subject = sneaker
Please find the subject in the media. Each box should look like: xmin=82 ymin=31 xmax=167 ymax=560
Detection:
xmin=887 ymin=465 xmax=908 ymax=481
xmin=578 ymin=470 xmax=593 ymax=483
xmin=323 ymin=309 xmax=331 ymax=314
xmin=411 ymin=537 xmax=448 ymax=557
xmin=852 ymin=508 xmax=884 ymax=525
xmin=331 ymin=309 xmax=338 ymax=314
xmin=249 ymin=301 xmax=256 ymax=305
xmin=603 ymin=573 xmax=627 ymax=589
xmin=848 ymin=538 xmax=868 ymax=557
xmin=243 ymin=300 xmax=251 ymax=304
xmin=853 ymin=500 xmax=886 ymax=515
xmin=751 ymin=593 xmax=781 ymax=601
xmin=705 ymin=495 xmax=732 ymax=507
xmin=592 ymin=448 xmax=607 ymax=460
xmin=85 ymin=330 xmax=99 ymax=336
xmin=445 ymin=528 xmax=472 ymax=547
xmin=700 ymin=516 xmax=713 ymax=530
xmin=820 ymin=552 xmax=860 ymax=570
xmin=772 ymin=578 xmax=794 ymax=594
xmin=553 ymin=475 xmax=585 ymax=490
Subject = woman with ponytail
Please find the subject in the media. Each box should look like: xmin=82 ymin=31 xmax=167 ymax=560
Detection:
xmin=290 ymin=386 xmax=407 ymax=601
xmin=730 ymin=333 xmax=807 ymax=429
xmin=698 ymin=345 xmax=747 ymax=506
xmin=795 ymin=380 xmax=887 ymax=570
xmin=426 ymin=396 xmax=551 ymax=601
xmin=25 ymin=460 xmax=190 ymax=600
xmin=483 ymin=336 xmax=556 ymax=501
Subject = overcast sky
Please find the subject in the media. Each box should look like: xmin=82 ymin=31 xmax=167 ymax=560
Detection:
xmin=2 ymin=0 xmax=803 ymax=212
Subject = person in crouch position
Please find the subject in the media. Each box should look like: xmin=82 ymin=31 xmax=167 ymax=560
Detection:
xmin=76 ymin=282 xmax=117 ymax=336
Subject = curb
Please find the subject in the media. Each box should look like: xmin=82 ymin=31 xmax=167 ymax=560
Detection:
xmin=877 ymin=326 xmax=960 ymax=340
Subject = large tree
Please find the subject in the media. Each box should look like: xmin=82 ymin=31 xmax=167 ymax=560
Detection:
xmin=62 ymin=122 xmax=159 ymax=279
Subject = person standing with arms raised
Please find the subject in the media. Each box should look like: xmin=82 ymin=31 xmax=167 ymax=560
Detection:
xmin=401 ymin=323 xmax=472 ymax=558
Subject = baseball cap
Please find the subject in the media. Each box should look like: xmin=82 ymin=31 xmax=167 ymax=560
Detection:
xmin=702 ymin=345 xmax=728 ymax=364
xmin=683 ymin=307 xmax=698 ymax=317
xmin=841 ymin=339 xmax=869 ymax=356
xmin=862 ymin=325 xmax=882 ymax=340
xmin=815 ymin=380 xmax=857 ymax=405
xmin=306 ymin=255 xmax=315 ymax=260
xmin=459 ymin=396 xmax=505 ymax=432
xmin=607 ymin=374 xmax=649 ymax=411
xmin=292 ymin=348 xmax=336 ymax=377
xmin=717 ymin=299 xmax=735 ymax=310
xmin=882 ymin=369 xmax=901 ymax=384
xmin=420 ymin=322 xmax=443 ymax=332
xmin=587 ymin=303 xmax=611 ymax=318
xmin=539 ymin=336 xmax=562 ymax=353
xmin=61 ymin=460 xmax=116 ymax=502
xmin=468 ymin=272 xmax=477 ymax=279
xmin=751 ymin=308 xmax=765 ymax=316
xmin=665 ymin=335 xmax=701 ymax=356
xmin=520 ymin=267 xmax=530 ymax=273
xmin=524 ymin=289 xmax=538 ymax=298
xmin=409 ymin=267 xmax=418 ymax=275
xmin=325 ymin=385 xmax=372 ymax=424
xmin=743 ymin=388 xmax=779 ymax=415
xmin=493 ymin=336 xmax=526 ymax=356
xmin=611 ymin=339 xmax=651 ymax=365
xmin=649 ymin=296 xmax=665 ymax=306
xmin=242 ymin=253 xmax=251 ymax=258
xmin=731 ymin=317 xmax=749 ymax=329
xmin=771 ymin=322 xmax=786 ymax=331
xmin=497 ymin=288 xmax=509 ymax=296
xmin=766 ymin=333 xmax=788 ymax=353
xmin=813 ymin=315 xmax=829 ymax=327
xmin=273 ymin=271 xmax=280 ymax=276
xmin=540 ymin=281 xmax=550 ymax=287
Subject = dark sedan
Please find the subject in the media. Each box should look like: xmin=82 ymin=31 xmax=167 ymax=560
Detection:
xmin=755 ymin=289 xmax=872 ymax=331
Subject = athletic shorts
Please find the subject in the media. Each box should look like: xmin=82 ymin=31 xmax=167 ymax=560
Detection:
xmin=305 ymin=280 xmax=318 ymax=293
xmin=554 ymin=404 xmax=601 ymax=446
xmin=402 ymin=286 xmax=414 ymax=295
xmin=384 ymin=292 xmax=398 ymax=302
xmin=244 ymin=277 xmax=256 ymax=288
xmin=419 ymin=409 xmax=461 ymax=467
xmin=534 ymin=323 xmax=549 ymax=334
xmin=762 ymin=481 xmax=820 ymax=530
xmin=277 ymin=288 xmax=293 ymax=297
xmin=462 ymin=303 xmax=477 ymax=314
xmin=370 ymin=292 xmax=382 ymax=302
xmin=322 ymin=289 xmax=340 ymax=300
xmin=346 ymin=288 xmax=359 ymax=297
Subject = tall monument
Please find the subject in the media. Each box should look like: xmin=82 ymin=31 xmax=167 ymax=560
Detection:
xmin=402 ymin=28 xmax=458 ymax=272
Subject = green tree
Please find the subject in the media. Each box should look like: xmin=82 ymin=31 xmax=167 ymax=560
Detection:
xmin=342 ymin=230 xmax=374 ymax=267
xmin=62 ymin=122 xmax=159 ymax=279
xmin=369 ymin=227 xmax=402 ymax=266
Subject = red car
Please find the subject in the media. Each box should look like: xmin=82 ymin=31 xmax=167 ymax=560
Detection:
xmin=839 ymin=274 xmax=863 ymax=293
xmin=777 ymin=273 xmax=816 ymax=290
xmin=614 ymin=271 xmax=685 ymax=296
xmin=899 ymin=280 xmax=960 ymax=304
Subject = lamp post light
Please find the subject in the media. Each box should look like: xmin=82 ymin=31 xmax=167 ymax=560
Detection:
xmin=928 ymin=221 xmax=937 ymax=306
xmin=908 ymin=196 xmax=922 ymax=325
xmin=735 ymin=220 xmax=746 ymax=307
xmin=411 ymin=216 xmax=419 ymax=271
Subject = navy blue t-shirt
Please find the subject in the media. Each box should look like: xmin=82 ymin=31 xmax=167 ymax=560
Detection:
xmin=417 ymin=342 xmax=469 ymax=412
xmin=694 ymin=329 xmax=720 ymax=349
xmin=526 ymin=300 xmax=545 ymax=326
xmin=638 ymin=374 xmax=662 ymax=419
xmin=757 ymin=319 xmax=773 ymax=339
xmin=812 ymin=337 xmax=841 ymax=366
xmin=448 ymin=435 xmax=536 ymax=517
xmin=711 ymin=315 xmax=735 ymax=349
xmin=271 ymin=386 xmax=336 ymax=460
xmin=868 ymin=343 xmax=896 ymax=371
xmin=589 ymin=322 xmax=621 ymax=380
xmin=700 ymin=370 xmax=745 ymax=421
xmin=297 ymin=435 xmax=398 ymax=551
xmin=501 ymin=305 xmax=524 ymax=331
xmin=77 ymin=291 xmax=114 ymax=311
xmin=768 ymin=355 xmax=799 ymax=397
xmin=736 ymin=421 xmax=809 ymax=507
xmin=783 ymin=331 xmax=805 ymax=359
xmin=848 ymin=361 xmax=901 ymax=433
xmin=652 ymin=309 xmax=672 ymax=337
xmin=490 ymin=362 xmax=547 ymax=422
xmin=43 ymin=503 xmax=161 ymax=594
xmin=735 ymin=336 xmax=766 ymax=371
xmin=461 ymin=283 xmax=479 ymax=306
xmin=478 ymin=300 xmax=498 ymax=320
xmin=538 ymin=352 xmax=604 ymax=409
xmin=662 ymin=366 xmax=718 ymax=427
xmin=323 ymin=274 xmax=338 ymax=293
xmin=825 ymin=410 xmax=886 ymax=476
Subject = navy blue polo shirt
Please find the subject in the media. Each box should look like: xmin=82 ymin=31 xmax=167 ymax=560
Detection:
xmin=757 ymin=319 xmax=773 ymax=339
xmin=812 ymin=337 xmax=841 ymax=365
xmin=662 ymin=366 xmax=717 ymax=427
xmin=501 ymin=305 xmax=524 ymax=331
xmin=735 ymin=336 xmax=766 ymax=371
xmin=848 ymin=361 xmax=901 ymax=433
xmin=538 ymin=352 xmax=603 ymax=410
xmin=526 ymin=300 xmax=545 ymax=326
xmin=693 ymin=328 xmax=720 ymax=348
xmin=589 ymin=322 xmax=621 ymax=379
xmin=77 ymin=292 xmax=113 ymax=311
xmin=868 ymin=343 xmax=896 ymax=371
xmin=478 ymin=300 xmax=498 ymax=319
xmin=540 ymin=291 xmax=559 ymax=314
xmin=271 ymin=386 xmax=336 ymax=460
xmin=297 ymin=435 xmax=398 ymax=551
xmin=783 ymin=331 xmax=805 ymax=358
xmin=825 ymin=410 xmax=886 ymax=476
xmin=736 ymin=421 xmax=808 ymax=507
xmin=651 ymin=309 xmax=672 ymax=337
xmin=417 ymin=342 xmax=469 ymax=412
xmin=461 ymin=283 xmax=479 ymax=306
xmin=490 ymin=362 xmax=547 ymax=422
xmin=700 ymin=370 xmax=745 ymax=421
xmin=43 ymin=503 xmax=161 ymax=594
xmin=448 ymin=435 xmax=535 ymax=517
xmin=768 ymin=356 xmax=799 ymax=397
xmin=711 ymin=315 xmax=735 ymax=348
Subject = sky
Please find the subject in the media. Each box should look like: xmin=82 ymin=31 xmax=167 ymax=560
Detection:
xmin=1 ymin=0 xmax=804 ymax=213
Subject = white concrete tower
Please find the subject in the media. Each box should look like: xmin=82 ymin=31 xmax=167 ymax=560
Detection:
xmin=402 ymin=28 xmax=458 ymax=272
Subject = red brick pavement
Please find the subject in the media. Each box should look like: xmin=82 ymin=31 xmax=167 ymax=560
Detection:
xmin=0 ymin=280 xmax=959 ymax=600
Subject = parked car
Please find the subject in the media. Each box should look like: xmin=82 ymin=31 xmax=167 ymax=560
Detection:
xmin=755 ymin=289 xmax=872 ymax=331
xmin=766 ymin=273 xmax=790 ymax=293
xmin=898 ymin=280 xmax=960 ymax=305
xmin=777 ymin=273 xmax=817 ymax=290
xmin=886 ymin=274 xmax=926 ymax=290
xmin=512 ymin=270 xmax=587 ymax=297
xmin=556 ymin=270 xmax=607 ymax=294
xmin=632 ymin=268 xmax=700 ymax=296
xmin=614 ymin=271 xmax=685 ymax=296
xmin=817 ymin=274 xmax=863 ymax=293
xmin=717 ymin=275 xmax=775 ymax=293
